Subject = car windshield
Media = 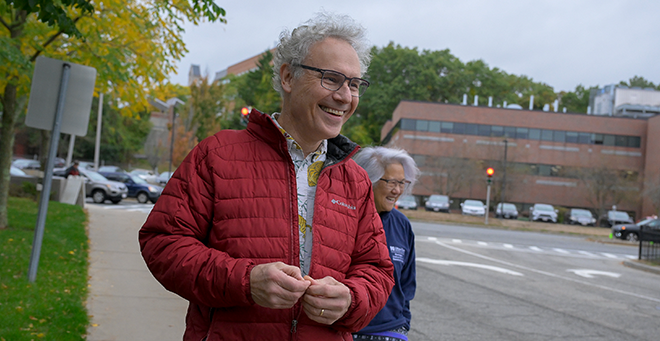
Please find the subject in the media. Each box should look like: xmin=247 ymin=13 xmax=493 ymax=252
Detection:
xmin=610 ymin=211 xmax=630 ymax=220
xmin=500 ymin=203 xmax=516 ymax=210
xmin=10 ymin=166 xmax=27 ymax=176
xmin=160 ymin=172 xmax=173 ymax=178
xmin=398 ymin=195 xmax=415 ymax=203
xmin=84 ymin=170 xmax=109 ymax=182
xmin=572 ymin=209 xmax=592 ymax=217
xmin=130 ymin=174 xmax=148 ymax=184
xmin=464 ymin=200 xmax=483 ymax=207
xmin=535 ymin=204 xmax=554 ymax=211
xmin=429 ymin=195 xmax=448 ymax=203
xmin=637 ymin=218 xmax=656 ymax=226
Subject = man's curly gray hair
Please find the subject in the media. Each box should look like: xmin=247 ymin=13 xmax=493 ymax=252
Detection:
xmin=272 ymin=12 xmax=372 ymax=97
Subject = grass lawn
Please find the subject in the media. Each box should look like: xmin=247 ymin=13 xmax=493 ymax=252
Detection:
xmin=0 ymin=197 xmax=88 ymax=340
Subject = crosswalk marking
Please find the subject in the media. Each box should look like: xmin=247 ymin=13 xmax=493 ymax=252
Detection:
xmin=420 ymin=236 xmax=635 ymax=260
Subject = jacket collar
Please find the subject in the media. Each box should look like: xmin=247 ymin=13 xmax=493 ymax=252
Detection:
xmin=247 ymin=109 xmax=360 ymax=166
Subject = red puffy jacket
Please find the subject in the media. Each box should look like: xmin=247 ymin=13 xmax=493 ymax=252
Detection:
xmin=139 ymin=110 xmax=394 ymax=340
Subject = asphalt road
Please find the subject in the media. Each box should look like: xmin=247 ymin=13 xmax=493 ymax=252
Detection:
xmin=410 ymin=221 xmax=660 ymax=341
xmin=86 ymin=202 xmax=659 ymax=340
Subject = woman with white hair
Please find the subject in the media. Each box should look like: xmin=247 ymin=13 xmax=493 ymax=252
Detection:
xmin=352 ymin=146 xmax=419 ymax=341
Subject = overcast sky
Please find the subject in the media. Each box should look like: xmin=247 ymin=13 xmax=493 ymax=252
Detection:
xmin=169 ymin=0 xmax=660 ymax=93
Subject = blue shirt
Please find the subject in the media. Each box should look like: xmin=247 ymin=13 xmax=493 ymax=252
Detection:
xmin=357 ymin=208 xmax=416 ymax=333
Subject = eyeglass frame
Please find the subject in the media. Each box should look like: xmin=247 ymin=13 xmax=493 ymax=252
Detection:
xmin=378 ymin=178 xmax=411 ymax=190
xmin=294 ymin=64 xmax=370 ymax=97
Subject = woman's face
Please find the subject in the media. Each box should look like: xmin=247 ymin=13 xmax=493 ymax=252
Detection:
xmin=373 ymin=162 xmax=405 ymax=213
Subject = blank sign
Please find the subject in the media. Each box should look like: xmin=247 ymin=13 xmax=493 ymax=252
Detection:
xmin=25 ymin=56 xmax=97 ymax=136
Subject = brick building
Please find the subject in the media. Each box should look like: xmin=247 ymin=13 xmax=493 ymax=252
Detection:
xmin=380 ymin=100 xmax=660 ymax=219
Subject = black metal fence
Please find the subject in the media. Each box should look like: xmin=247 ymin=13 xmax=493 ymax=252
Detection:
xmin=638 ymin=226 xmax=660 ymax=261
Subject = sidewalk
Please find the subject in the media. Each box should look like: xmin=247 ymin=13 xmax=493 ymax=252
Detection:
xmin=86 ymin=205 xmax=188 ymax=340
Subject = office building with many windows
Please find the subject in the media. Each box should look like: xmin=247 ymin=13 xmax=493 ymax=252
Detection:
xmin=380 ymin=100 xmax=660 ymax=219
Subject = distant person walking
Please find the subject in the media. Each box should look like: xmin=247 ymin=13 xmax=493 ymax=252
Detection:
xmin=64 ymin=161 xmax=80 ymax=178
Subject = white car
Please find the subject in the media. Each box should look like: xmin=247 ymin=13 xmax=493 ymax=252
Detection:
xmin=130 ymin=168 xmax=158 ymax=183
xmin=461 ymin=199 xmax=486 ymax=216
xmin=396 ymin=195 xmax=417 ymax=210
xmin=530 ymin=203 xmax=558 ymax=223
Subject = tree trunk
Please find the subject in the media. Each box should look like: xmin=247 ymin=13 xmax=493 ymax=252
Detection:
xmin=0 ymin=83 xmax=19 ymax=229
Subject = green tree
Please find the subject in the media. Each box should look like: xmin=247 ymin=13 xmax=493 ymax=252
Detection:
xmin=0 ymin=0 xmax=226 ymax=228
xmin=559 ymin=84 xmax=597 ymax=114
xmin=73 ymin=95 xmax=152 ymax=164
xmin=186 ymin=75 xmax=227 ymax=142
xmin=619 ymin=75 xmax=657 ymax=89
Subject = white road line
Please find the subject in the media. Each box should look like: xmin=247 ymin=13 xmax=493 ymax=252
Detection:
xmin=553 ymin=248 xmax=570 ymax=254
xmin=602 ymin=253 xmax=619 ymax=259
xmin=452 ymin=239 xmax=463 ymax=243
xmin=503 ymin=244 xmax=514 ymax=249
xmin=432 ymin=240 xmax=660 ymax=303
xmin=578 ymin=251 xmax=597 ymax=257
xmin=417 ymin=257 xmax=524 ymax=276
xmin=477 ymin=241 xmax=488 ymax=246
xmin=529 ymin=246 xmax=543 ymax=252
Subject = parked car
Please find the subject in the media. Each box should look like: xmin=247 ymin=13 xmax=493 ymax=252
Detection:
xmin=100 ymin=172 xmax=162 ymax=204
xmin=130 ymin=168 xmax=158 ymax=183
xmin=157 ymin=171 xmax=174 ymax=185
xmin=495 ymin=202 xmax=518 ymax=219
xmin=612 ymin=217 xmax=660 ymax=242
xmin=530 ymin=203 xmax=558 ymax=223
xmin=10 ymin=166 xmax=29 ymax=177
xmin=461 ymin=199 xmax=486 ymax=216
xmin=396 ymin=195 xmax=417 ymax=210
xmin=54 ymin=167 xmax=127 ymax=204
xmin=603 ymin=210 xmax=634 ymax=227
xmin=78 ymin=161 xmax=96 ymax=171
xmin=566 ymin=208 xmax=596 ymax=226
xmin=12 ymin=158 xmax=41 ymax=170
xmin=98 ymin=165 xmax=125 ymax=173
xmin=425 ymin=194 xmax=451 ymax=212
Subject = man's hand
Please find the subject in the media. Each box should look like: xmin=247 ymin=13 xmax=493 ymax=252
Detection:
xmin=250 ymin=262 xmax=311 ymax=309
xmin=301 ymin=276 xmax=352 ymax=325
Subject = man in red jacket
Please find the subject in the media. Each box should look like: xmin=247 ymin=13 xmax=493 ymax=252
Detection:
xmin=139 ymin=12 xmax=394 ymax=340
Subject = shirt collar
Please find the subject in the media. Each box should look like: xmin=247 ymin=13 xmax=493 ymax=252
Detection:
xmin=271 ymin=113 xmax=328 ymax=157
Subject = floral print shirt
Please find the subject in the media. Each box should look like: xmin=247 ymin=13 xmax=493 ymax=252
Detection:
xmin=272 ymin=113 xmax=327 ymax=276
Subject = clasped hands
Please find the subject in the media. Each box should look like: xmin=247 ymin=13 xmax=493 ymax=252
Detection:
xmin=250 ymin=262 xmax=351 ymax=324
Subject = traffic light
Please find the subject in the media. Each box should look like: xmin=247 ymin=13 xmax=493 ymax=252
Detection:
xmin=240 ymin=106 xmax=252 ymax=125
xmin=486 ymin=167 xmax=494 ymax=184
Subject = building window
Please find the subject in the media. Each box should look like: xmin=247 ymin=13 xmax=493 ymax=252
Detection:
xmin=615 ymin=135 xmax=628 ymax=147
xmin=592 ymin=134 xmax=603 ymax=145
xmin=565 ymin=132 xmax=578 ymax=143
xmin=416 ymin=120 xmax=429 ymax=131
xmin=465 ymin=123 xmax=478 ymax=135
xmin=504 ymin=126 xmax=516 ymax=138
xmin=529 ymin=129 xmax=541 ymax=140
xmin=603 ymin=135 xmax=615 ymax=146
xmin=541 ymin=130 xmax=553 ymax=141
xmin=453 ymin=123 xmax=466 ymax=134
xmin=516 ymin=127 xmax=529 ymax=139
xmin=477 ymin=124 xmax=491 ymax=136
xmin=628 ymin=136 xmax=641 ymax=148
xmin=401 ymin=119 xmax=416 ymax=131
xmin=441 ymin=122 xmax=453 ymax=133
xmin=491 ymin=126 xmax=504 ymax=137
xmin=429 ymin=121 xmax=441 ymax=132
xmin=553 ymin=131 xmax=566 ymax=143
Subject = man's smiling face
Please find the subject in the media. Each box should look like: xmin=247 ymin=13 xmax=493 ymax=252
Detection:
xmin=280 ymin=37 xmax=361 ymax=154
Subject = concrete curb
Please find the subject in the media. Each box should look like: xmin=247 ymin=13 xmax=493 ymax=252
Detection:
xmin=622 ymin=260 xmax=660 ymax=276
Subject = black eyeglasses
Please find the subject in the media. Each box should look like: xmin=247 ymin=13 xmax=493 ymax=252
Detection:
xmin=378 ymin=178 xmax=411 ymax=191
xmin=295 ymin=64 xmax=370 ymax=97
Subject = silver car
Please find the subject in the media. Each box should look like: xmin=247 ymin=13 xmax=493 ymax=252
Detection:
xmin=425 ymin=194 xmax=451 ymax=212
xmin=530 ymin=203 xmax=558 ymax=223
xmin=54 ymin=167 xmax=128 ymax=204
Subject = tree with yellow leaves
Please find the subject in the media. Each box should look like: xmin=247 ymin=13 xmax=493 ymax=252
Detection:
xmin=0 ymin=0 xmax=226 ymax=228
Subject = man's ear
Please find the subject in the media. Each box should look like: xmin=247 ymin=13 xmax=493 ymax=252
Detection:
xmin=281 ymin=63 xmax=294 ymax=94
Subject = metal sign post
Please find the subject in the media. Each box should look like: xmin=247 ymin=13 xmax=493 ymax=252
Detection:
xmin=27 ymin=64 xmax=71 ymax=282
xmin=25 ymin=56 xmax=96 ymax=282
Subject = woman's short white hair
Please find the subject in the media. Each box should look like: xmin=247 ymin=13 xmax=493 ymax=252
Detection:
xmin=353 ymin=147 xmax=419 ymax=196
xmin=272 ymin=12 xmax=372 ymax=97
